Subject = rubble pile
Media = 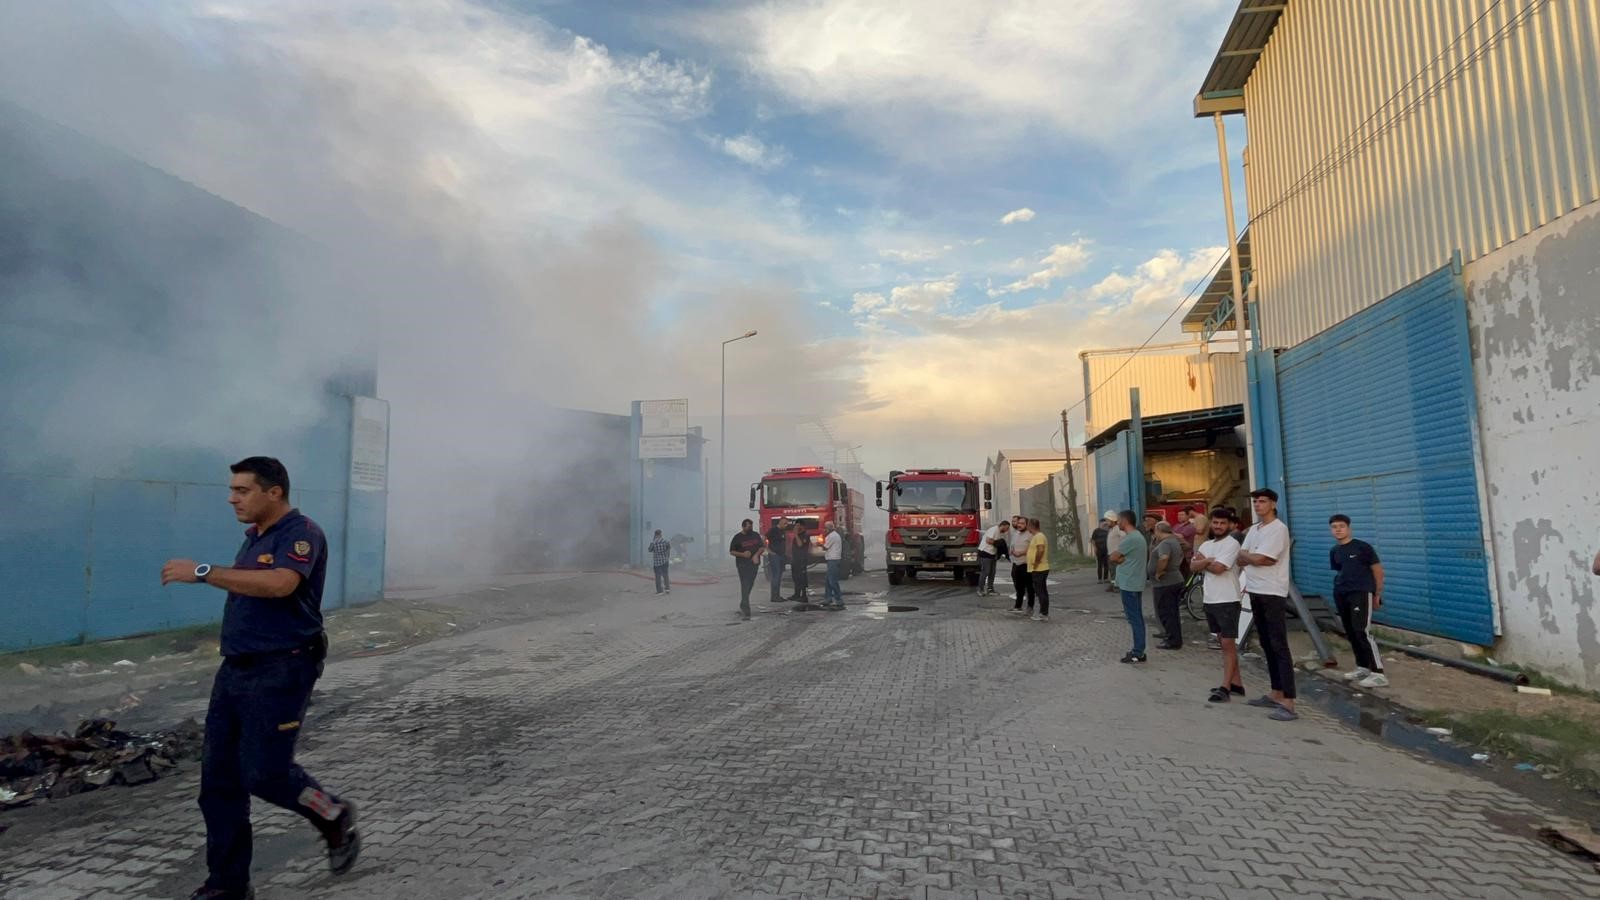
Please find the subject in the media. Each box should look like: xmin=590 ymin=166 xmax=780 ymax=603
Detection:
xmin=0 ymin=717 xmax=203 ymax=809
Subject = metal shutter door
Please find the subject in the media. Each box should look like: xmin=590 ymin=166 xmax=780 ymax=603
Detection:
xmin=1276 ymin=264 xmax=1495 ymax=644
xmin=1094 ymin=434 xmax=1130 ymax=516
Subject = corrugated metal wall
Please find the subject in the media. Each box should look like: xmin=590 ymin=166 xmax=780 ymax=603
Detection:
xmin=1275 ymin=265 xmax=1496 ymax=645
xmin=1081 ymin=344 xmax=1244 ymax=439
xmin=1093 ymin=436 xmax=1131 ymax=518
xmin=1245 ymin=0 xmax=1600 ymax=348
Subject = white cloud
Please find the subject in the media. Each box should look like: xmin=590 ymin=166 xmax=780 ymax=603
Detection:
xmin=879 ymin=246 xmax=949 ymax=263
xmin=999 ymin=207 xmax=1036 ymax=225
xmin=851 ymin=291 xmax=888 ymax=314
xmin=849 ymin=277 xmax=958 ymax=319
xmin=833 ymin=247 xmax=1223 ymax=450
xmin=717 ymin=132 xmax=791 ymax=169
xmin=989 ymin=239 xmax=1093 ymax=296
xmin=687 ymin=0 xmax=1233 ymax=160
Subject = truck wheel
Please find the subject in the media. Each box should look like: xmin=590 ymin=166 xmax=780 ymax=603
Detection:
xmin=887 ymin=567 xmax=904 ymax=586
xmin=964 ymin=568 xmax=980 ymax=588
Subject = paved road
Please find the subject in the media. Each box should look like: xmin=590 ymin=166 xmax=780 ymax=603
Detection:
xmin=3 ymin=568 xmax=1597 ymax=899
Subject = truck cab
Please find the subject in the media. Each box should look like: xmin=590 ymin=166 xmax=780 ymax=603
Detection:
xmin=876 ymin=469 xmax=992 ymax=586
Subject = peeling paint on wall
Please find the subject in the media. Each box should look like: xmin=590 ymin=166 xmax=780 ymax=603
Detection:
xmin=1467 ymin=201 xmax=1600 ymax=689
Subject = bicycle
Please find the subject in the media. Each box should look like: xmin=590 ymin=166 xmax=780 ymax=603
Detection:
xmin=1181 ymin=570 xmax=1207 ymax=621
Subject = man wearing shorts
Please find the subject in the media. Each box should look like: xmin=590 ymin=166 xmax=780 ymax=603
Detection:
xmin=1192 ymin=507 xmax=1244 ymax=703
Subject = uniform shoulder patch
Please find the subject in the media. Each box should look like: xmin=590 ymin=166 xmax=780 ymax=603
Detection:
xmin=293 ymin=540 xmax=312 ymax=556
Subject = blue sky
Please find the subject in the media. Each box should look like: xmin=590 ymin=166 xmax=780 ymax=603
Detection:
xmin=0 ymin=0 xmax=1252 ymax=474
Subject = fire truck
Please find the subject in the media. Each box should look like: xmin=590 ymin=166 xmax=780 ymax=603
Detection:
xmin=876 ymin=469 xmax=992 ymax=586
xmin=748 ymin=466 xmax=866 ymax=575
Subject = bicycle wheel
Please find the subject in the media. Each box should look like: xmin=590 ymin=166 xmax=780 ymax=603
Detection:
xmin=1183 ymin=578 xmax=1207 ymax=621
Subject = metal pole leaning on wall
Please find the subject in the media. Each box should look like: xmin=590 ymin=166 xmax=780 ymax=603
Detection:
xmin=1214 ymin=111 xmax=1258 ymax=488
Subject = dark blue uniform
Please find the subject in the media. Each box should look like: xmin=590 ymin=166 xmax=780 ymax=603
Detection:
xmin=201 ymin=509 xmax=346 ymax=893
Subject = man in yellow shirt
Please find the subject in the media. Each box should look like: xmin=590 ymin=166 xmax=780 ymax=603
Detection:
xmin=1027 ymin=517 xmax=1050 ymax=622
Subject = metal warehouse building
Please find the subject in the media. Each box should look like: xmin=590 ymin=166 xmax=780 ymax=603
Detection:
xmin=0 ymin=104 xmax=388 ymax=651
xmin=1193 ymin=0 xmax=1600 ymax=686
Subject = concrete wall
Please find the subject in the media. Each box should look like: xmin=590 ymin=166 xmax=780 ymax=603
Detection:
xmin=1466 ymin=200 xmax=1600 ymax=689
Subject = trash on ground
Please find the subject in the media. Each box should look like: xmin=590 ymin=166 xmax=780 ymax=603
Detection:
xmin=1425 ymin=727 xmax=1452 ymax=736
xmin=1471 ymin=753 xmax=1490 ymax=762
xmin=112 ymin=660 xmax=136 ymax=668
xmin=16 ymin=663 xmax=41 ymax=677
xmin=0 ymin=717 xmax=203 ymax=809
xmin=1515 ymin=762 xmax=1539 ymax=771
xmin=1514 ymin=685 xmax=1553 ymax=696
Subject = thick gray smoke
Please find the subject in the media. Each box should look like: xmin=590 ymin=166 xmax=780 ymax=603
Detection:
xmin=0 ymin=1 xmax=864 ymax=582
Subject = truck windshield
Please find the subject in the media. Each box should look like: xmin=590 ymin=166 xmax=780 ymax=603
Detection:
xmin=891 ymin=480 xmax=975 ymax=513
xmin=763 ymin=477 xmax=832 ymax=508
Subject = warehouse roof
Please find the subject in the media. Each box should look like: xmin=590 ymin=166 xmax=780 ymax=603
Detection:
xmin=1193 ymin=0 xmax=1289 ymax=117
xmin=997 ymin=449 xmax=1068 ymax=463
xmin=1085 ymin=405 xmax=1245 ymax=453
xmin=1183 ymin=229 xmax=1252 ymax=334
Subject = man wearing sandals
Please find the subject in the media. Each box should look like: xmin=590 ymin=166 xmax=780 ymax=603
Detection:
xmin=1192 ymin=507 xmax=1245 ymax=704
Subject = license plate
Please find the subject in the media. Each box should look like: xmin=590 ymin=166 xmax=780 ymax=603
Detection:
xmin=921 ymin=563 xmax=946 ymax=569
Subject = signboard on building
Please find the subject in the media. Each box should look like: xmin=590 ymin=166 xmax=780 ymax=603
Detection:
xmin=350 ymin=396 xmax=390 ymax=491
xmin=640 ymin=399 xmax=688 ymax=437
xmin=639 ymin=435 xmax=688 ymax=459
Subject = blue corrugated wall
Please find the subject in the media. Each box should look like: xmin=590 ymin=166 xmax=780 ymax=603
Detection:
xmin=1274 ymin=263 xmax=1495 ymax=645
xmin=1 ymin=103 xmax=385 ymax=651
xmin=1093 ymin=433 xmax=1131 ymax=516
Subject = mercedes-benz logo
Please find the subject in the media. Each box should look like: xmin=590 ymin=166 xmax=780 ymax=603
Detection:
xmin=926 ymin=529 xmax=939 ymax=539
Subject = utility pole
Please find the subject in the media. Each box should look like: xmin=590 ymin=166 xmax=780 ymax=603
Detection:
xmin=720 ymin=330 xmax=758 ymax=556
xmin=1060 ymin=408 xmax=1083 ymax=556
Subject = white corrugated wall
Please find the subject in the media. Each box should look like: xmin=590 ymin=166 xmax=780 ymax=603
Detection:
xmin=1081 ymin=345 xmax=1245 ymax=438
xmin=1244 ymin=0 xmax=1600 ymax=348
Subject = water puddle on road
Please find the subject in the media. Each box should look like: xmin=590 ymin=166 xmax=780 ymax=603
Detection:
xmin=1301 ymin=678 xmax=1482 ymax=767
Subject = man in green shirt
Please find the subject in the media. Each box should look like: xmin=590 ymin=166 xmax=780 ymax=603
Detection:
xmin=1108 ymin=509 xmax=1149 ymax=663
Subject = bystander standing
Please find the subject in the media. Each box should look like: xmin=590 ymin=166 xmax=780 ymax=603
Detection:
xmin=1150 ymin=522 xmax=1185 ymax=650
xmin=1091 ymin=516 xmax=1112 ymax=582
xmin=729 ymin=519 xmax=764 ymax=620
xmin=977 ymin=520 xmax=1007 ymax=596
xmin=765 ymin=517 xmax=788 ymax=603
xmin=1239 ymin=489 xmax=1296 ymax=721
xmin=1193 ymin=507 xmax=1245 ymax=702
xmin=789 ymin=520 xmax=812 ymax=601
xmin=1103 ymin=510 xmax=1124 ymax=593
xmin=1110 ymin=510 xmax=1148 ymax=664
xmin=822 ymin=522 xmax=846 ymax=610
xmin=1329 ymin=514 xmax=1387 ymax=688
xmin=648 ymin=530 xmax=672 ymax=595
xmin=1009 ymin=515 xmax=1034 ymax=612
xmin=1027 ymin=518 xmax=1050 ymax=622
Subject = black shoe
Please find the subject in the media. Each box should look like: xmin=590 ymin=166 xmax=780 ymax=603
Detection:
xmin=1119 ymin=652 xmax=1147 ymax=664
xmin=322 ymin=800 xmax=360 ymax=875
xmin=1152 ymin=632 xmax=1167 ymax=640
xmin=1155 ymin=641 xmax=1182 ymax=650
xmin=189 ymin=887 xmax=254 ymax=900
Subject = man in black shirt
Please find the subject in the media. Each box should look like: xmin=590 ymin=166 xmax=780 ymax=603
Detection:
xmin=765 ymin=517 xmax=789 ymax=603
xmin=789 ymin=520 xmax=813 ymax=601
xmin=730 ymin=518 xmax=765 ymax=620
xmin=1329 ymin=514 xmax=1387 ymax=688
xmin=160 ymin=457 xmax=358 ymax=900
xmin=1091 ymin=517 xmax=1111 ymax=582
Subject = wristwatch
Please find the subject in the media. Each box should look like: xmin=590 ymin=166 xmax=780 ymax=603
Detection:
xmin=194 ymin=563 xmax=212 ymax=583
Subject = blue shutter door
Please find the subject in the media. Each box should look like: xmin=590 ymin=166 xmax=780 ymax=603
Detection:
xmin=1275 ymin=264 xmax=1494 ymax=645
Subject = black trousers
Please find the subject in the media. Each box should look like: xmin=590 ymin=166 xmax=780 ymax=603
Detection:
xmin=737 ymin=561 xmax=759 ymax=616
xmin=1154 ymin=583 xmax=1184 ymax=646
xmin=1249 ymin=592 xmax=1296 ymax=698
xmin=1011 ymin=563 xmax=1034 ymax=608
xmin=1031 ymin=570 xmax=1050 ymax=615
xmin=1335 ymin=591 xmax=1383 ymax=671
xmin=1095 ymin=550 xmax=1110 ymax=580
xmin=201 ymin=650 xmax=344 ymax=892
xmin=653 ymin=563 xmax=670 ymax=592
xmin=792 ymin=559 xmax=809 ymax=596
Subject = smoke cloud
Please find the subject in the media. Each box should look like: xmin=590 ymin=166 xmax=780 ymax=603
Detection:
xmin=0 ymin=1 xmax=864 ymax=581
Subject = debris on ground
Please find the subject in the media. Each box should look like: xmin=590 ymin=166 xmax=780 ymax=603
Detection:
xmin=0 ymin=717 xmax=203 ymax=810
xmin=1535 ymin=820 xmax=1600 ymax=873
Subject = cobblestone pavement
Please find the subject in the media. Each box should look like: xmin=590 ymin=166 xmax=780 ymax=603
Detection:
xmin=3 ymin=568 xmax=1598 ymax=900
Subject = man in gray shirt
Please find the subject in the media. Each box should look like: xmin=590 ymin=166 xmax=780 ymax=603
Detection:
xmin=1149 ymin=521 xmax=1186 ymax=650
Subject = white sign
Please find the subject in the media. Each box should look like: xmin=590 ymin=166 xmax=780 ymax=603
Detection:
xmin=350 ymin=396 xmax=389 ymax=491
xmin=640 ymin=399 xmax=688 ymax=436
xmin=639 ymin=435 xmax=688 ymax=459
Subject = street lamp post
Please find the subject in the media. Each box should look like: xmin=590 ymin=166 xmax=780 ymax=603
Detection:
xmin=720 ymin=330 xmax=758 ymax=558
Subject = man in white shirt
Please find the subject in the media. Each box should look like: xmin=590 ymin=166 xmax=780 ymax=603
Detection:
xmin=1192 ymin=507 xmax=1245 ymax=704
xmin=821 ymin=522 xmax=845 ymax=610
xmin=1102 ymin=509 xmax=1123 ymax=593
xmin=1238 ymin=488 xmax=1296 ymax=721
xmin=976 ymin=520 xmax=1008 ymax=596
xmin=1008 ymin=515 xmax=1035 ymax=611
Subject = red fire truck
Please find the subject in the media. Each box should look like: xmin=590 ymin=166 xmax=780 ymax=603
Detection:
xmin=876 ymin=469 xmax=992 ymax=586
xmin=748 ymin=466 xmax=866 ymax=576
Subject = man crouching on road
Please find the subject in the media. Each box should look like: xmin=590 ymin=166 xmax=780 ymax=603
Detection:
xmin=161 ymin=456 xmax=358 ymax=900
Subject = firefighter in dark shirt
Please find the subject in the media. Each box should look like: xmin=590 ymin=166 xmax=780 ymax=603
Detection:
xmin=161 ymin=457 xmax=359 ymax=899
